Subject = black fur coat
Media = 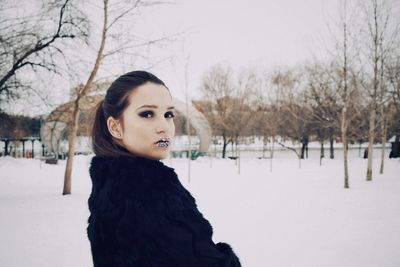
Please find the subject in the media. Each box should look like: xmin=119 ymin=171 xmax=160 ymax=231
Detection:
xmin=87 ymin=155 xmax=241 ymax=267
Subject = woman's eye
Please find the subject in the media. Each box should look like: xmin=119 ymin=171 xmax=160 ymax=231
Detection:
xmin=139 ymin=111 xmax=154 ymax=118
xmin=165 ymin=112 xmax=175 ymax=118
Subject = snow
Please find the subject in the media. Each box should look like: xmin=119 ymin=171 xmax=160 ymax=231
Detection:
xmin=0 ymin=152 xmax=399 ymax=267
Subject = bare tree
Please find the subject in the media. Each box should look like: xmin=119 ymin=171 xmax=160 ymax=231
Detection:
xmin=360 ymin=0 xmax=397 ymax=181
xmin=339 ymin=0 xmax=352 ymax=188
xmin=63 ymin=0 xmax=170 ymax=195
xmin=387 ymin=54 xmax=400 ymax=154
xmin=250 ymin=69 xmax=285 ymax=171
xmin=197 ymin=64 xmax=254 ymax=159
xmin=378 ymin=7 xmax=399 ymax=173
xmin=331 ymin=0 xmax=360 ymax=188
xmin=230 ymin=69 xmax=258 ymax=152
xmin=0 ymin=0 xmax=88 ymax=106
xmin=385 ymin=58 xmax=400 ymax=160
xmin=198 ymin=64 xmax=234 ymax=158
xmin=321 ymin=0 xmax=364 ymax=188
xmin=387 ymin=56 xmax=400 ymax=111
xmin=304 ymin=63 xmax=341 ymax=165
xmin=271 ymin=68 xmax=312 ymax=168
xmin=249 ymin=75 xmax=272 ymax=157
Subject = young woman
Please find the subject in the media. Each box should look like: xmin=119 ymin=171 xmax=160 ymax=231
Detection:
xmin=87 ymin=71 xmax=241 ymax=266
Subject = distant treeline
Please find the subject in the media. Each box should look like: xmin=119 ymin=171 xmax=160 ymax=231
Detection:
xmin=0 ymin=111 xmax=41 ymax=138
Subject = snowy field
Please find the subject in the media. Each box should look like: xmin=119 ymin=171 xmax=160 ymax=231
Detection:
xmin=0 ymin=153 xmax=399 ymax=267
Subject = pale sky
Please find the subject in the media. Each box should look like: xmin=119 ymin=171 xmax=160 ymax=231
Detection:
xmin=7 ymin=0 xmax=343 ymax=115
xmin=131 ymin=0 xmax=338 ymax=100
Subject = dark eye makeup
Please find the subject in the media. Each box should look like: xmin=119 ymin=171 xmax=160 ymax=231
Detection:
xmin=138 ymin=110 xmax=175 ymax=118
xmin=165 ymin=111 xmax=175 ymax=118
xmin=139 ymin=111 xmax=154 ymax=118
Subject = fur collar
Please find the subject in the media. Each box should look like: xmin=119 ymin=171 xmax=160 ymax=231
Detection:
xmin=89 ymin=155 xmax=181 ymax=196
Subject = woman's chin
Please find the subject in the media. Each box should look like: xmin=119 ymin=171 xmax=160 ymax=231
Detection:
xmin=125 ymin=146 xmax=171 ymax=160
xmin=147 ymin=150 xmax=170 ymax=161
xmin=157 ymin=151 xmax=170 ymax=160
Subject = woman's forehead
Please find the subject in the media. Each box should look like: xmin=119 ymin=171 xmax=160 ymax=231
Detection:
xmin=128 ymin=83 xmax=173 ymax=109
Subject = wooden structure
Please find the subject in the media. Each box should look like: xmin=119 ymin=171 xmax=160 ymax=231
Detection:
xmin=0 ymin=137 xmax=42 ymax=157
xmin=41 ymin=92 xmax=212 ymax=157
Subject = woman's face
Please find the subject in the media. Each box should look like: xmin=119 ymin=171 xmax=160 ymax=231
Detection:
xmin=113 ymin=82 xmax=175 ymax=160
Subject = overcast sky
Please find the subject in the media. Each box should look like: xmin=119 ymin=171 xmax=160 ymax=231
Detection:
xmin=130 ymin=0 xmax=339 ymax=100
xmin=4 ymin=0 xmax=348 ymax=114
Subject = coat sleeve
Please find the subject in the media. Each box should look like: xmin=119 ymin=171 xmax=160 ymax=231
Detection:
xmin=87 ymin=167 xmax=241 ymax=267
xmin=154 ymin=191 xmax=242 ymax=267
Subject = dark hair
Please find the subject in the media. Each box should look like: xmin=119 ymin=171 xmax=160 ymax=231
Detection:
xmin=91 ymin=70 xmax=167 ymax=157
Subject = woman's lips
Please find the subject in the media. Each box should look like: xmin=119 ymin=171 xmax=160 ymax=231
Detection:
xmin=155 ymin=138 xmax=170 ymax=148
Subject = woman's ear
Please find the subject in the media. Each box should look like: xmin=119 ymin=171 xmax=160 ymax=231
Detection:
xmin=107 ymin=116 xmax=122 ymax=139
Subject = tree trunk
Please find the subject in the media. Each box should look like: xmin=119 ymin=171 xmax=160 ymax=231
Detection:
xmin=270 ymin=137 xmax=275 ymax=172
xmin=262 ymin=135 xmax=266 ymax=158
xmin=5 ymin=140 xmax=9 ymax=156
xmin=237 ymin=138 xmax=240 ymax=174
xmin=378 ymin=36 xmax=387 ymax=174
xmin=341 ymin=108 xmax=349 ymax=189
xmin=301 ymin=139 xmax=306 ymax=159
xmin=222 ymin=135 xmax=227 ymax=158
xmin=320 ymin=141 xmax=324 ymax=166
xmin=367 ymin=0 xmax=381 ymax=182
xmin=62 ymin=0 xmax=108 ymax=195
xmin=63 ymin=102 xmax=80 ymax=195
xmin=379 ymin=111 xmax=387 ymax=174
xmin=366 ymin=107 xmax=376 ymax=181
xmin=330 ymin=137 xmax=334 ymax=159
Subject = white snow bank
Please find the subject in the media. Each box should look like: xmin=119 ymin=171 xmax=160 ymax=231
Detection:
xmin=0 ymin=155 xmax=399 ymax=267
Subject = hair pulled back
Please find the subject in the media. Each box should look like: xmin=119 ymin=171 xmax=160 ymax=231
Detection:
xmin=91 ymin=70 xmax=167 ymax=157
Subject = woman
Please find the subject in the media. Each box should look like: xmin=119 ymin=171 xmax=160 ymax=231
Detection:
xmin=87 ymin=71 xmax=241 ymax=266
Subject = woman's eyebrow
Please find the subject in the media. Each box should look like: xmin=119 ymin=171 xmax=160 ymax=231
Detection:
xmin=136 ymin=105 xmax=175 ymax=111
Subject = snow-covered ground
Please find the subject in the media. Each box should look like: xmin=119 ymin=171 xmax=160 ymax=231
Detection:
xmin=0 ymin=153 xmax=399 ymax=267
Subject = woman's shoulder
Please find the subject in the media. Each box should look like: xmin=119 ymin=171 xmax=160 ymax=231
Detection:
xmin=90 ymin=155 xmax=173 ymax=170
xmin=89 ymin=155 xmax=177 ymax=195
xmin=91 ymin=155 xmax=173 ymax=175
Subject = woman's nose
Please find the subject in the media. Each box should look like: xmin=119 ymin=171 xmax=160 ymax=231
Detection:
xmin=155 ymin=117 xmax=169 ymax=133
